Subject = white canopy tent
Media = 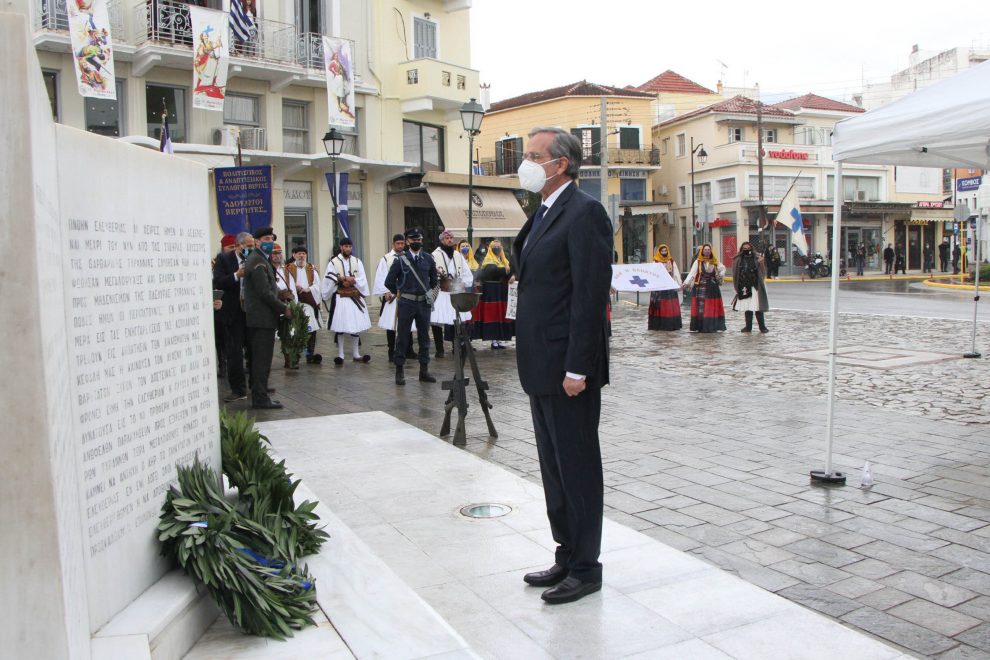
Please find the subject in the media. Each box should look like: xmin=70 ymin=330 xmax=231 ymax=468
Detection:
xmin=813 ymin=61 xmax=990 ymax=483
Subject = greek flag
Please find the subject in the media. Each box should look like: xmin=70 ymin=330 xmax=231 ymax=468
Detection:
xmin=778 ymin=180 xmax=808 ymax=257
xmin=229 ymin=0 xmax=255 ymax=42
xmin=159 ymin=110 xmax=173 ymax=154
xmin=325 ymin=171 xmax=351 ymax=240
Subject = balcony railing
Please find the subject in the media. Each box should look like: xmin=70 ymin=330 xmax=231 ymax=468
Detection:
xmin=228 ymin=17 xmax=297 ymax=65
xmin=37 ymin=0 xmax=125 ymax=41
xmin=296 ymin=32 xmax=324 ymax=69
xmin=133 ymin=0 xmax=194 ymax=47
xmin=607 ymin=147 xmax=661 ymax=166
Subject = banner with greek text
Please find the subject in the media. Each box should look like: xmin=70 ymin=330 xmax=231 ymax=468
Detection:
xmin=190 ymin=6 xmax=229 ymax=111
xmin=214 ymin=166 xmax=272 ymax=235
xmin=323 ymin=36 xmax=356 ymax=130
xmin=66 ymin=0 xmax=116 ymax=99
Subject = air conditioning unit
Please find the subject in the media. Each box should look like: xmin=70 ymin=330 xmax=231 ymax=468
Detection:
xmin=662 ymin=213 xmax=674 ymax=225
xmin=855 ymin=190 xmax=868 ymax=202
xmin=212 ymin=126 xmax=239 ymax=147
xmin=211 ymin=126 xmax=267 ymax=150
xmin=660 ymin=185 xmax=668 ymax=195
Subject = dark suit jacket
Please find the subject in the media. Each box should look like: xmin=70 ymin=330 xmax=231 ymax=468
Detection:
xmin=511 ymin=183 xmax=612 ymax=396
xmin=212 ymin=250 xmax=246 ymax=324
xmin=242 ymin=251 xmax=285 ymax=329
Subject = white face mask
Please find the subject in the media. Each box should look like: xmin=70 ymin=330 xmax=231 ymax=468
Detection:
xmin=517 ymin=158 xmax=560 ymax=193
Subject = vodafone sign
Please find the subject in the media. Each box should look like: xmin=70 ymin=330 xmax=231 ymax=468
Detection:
xmin=766 ymin=148 xmax=809 ymax=160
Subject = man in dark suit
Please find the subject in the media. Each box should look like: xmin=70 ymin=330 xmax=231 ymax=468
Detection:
xmin=212 ymin=231 xmax=253 ymax=401
xmin=242 ymin=226 xmax=291 ymax=409
xmin=511 ymin=127 xmax=612 ymax=605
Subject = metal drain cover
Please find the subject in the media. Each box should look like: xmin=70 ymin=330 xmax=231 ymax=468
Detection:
xmin=460 ymin=503 xmax=511 ymax=518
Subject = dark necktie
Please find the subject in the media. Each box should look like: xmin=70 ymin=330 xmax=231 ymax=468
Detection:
xmin=525 ymin=205 xmax=548 ymax=251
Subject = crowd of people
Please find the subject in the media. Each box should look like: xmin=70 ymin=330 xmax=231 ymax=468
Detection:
xmin=211 ymin=226 xmax=517 ymax=406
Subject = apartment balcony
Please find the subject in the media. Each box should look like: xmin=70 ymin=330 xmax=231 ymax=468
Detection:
xmin=399 ymin=58 xmax=479 ymax=115
xmin=607 ymin=147 xmax=661 ymax=166
xmin=34 ymin=0 xmax=126 ymax=50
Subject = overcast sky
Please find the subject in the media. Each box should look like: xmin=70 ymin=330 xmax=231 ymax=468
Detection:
xmin=470 ymin=0 xmax=990 ymax=104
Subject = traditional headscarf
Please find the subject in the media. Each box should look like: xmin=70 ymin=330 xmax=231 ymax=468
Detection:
xmin=439 ymin=229 xmax=455 ymax=242
xmin=653 ymin=243 xmax=671 ymax=264
xmin=458 ymin=240 xmax=479 ymax=269
xmin=696 ymin=243 xmax=719 ymax=267
xmin=481 ymin=239 xmax=510 ymax=270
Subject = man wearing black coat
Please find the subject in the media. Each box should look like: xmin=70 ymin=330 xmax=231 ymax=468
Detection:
xmin=243 ymin=226 xmax=290 ymax=409
xmin=883 ymin=243 xmax=895 ymax=274
xmin=212 ymin=231 xmax=253 ymax=401
xmin=939 ymin=238 xmax=951 ymax=272
xmin=511 ymin=127 xmax=612 ymax=605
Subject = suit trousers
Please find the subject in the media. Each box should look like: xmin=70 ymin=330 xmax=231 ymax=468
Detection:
xmin=247 ymin=326 xmax=275 ymax=404
xmin=224 ymin=316 xmax=249 ymax=395
xmin=530 ymin=387 xmax=603 ymax=582
xmin=393 ymin=299 xmax=431 ymax=366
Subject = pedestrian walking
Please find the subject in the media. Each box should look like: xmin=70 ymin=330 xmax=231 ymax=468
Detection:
xmin=763 ymin=243 xmax=781 ymax=279
xmin=647 ymin=243 xmax=681 ymax=331
xmin=511 ymin=126 xmax=611 ymax=605
xmin=895 ymin=244 xmax=907 ymax=274
xmin=682 ymin=243 xmax=726 ymax=333
xmin=952 ymin=243 xmax=961 ymax=274
xmin=855 ymin=242 xmax=866 ymax=276
xmin=883 ymin=243 xmax=894 ymax=274
xmin=939 ymin=238 xmax=951 ymax=272
xmin=732 ymin=241 xmax=769 ymax=333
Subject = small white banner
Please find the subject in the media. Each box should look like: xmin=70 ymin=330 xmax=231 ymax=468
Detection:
xmin=505 ymin=282 xmax=518 ymax=320
xmin=190 ymin=6 xmax=229 ymax=111
xmin=611 ymin=263 xmax=680 ymax=292
xmin=66 ymin=0 xmax=116 ymax=99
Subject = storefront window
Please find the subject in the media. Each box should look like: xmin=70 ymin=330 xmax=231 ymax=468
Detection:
xmin=620 ymin=178 xmax=646 ymax=201
xmin=84 ymin=79 xmax=125 ymax=137
xmin=621 ymin=215 xmax=647 ymax=263
xmin=146 ymin=84 xmax=186 ymax=143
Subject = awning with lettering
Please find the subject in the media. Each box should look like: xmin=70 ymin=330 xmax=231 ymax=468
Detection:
xmin=909 ymin=208 xmax=955 ymax=224
xmin=425 ymin=184 xmax=527 ymax=237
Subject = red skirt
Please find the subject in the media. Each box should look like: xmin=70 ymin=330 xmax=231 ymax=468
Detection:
xmin=689 ymin=280 xmax=726 ymax=332
xmin=648 ymin=290 xmax=682 ymax=331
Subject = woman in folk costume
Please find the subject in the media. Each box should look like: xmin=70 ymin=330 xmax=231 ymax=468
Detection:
xmin=458 ymin=239 xmax=479 ymax=271
xmin=681 ymin=243 xmax=726 ymax=333
xmin=647 ymin=243 xmax=682 ymax=331
xmin=323 ymin=237 xmax=372 ymax=365
xmin=471 ymin=238 xmax=514 ymax=349
xmin=732 ymin=241 xmax=769 ymax=333
xmin=430 ymin=229 xmax=474 ymax=358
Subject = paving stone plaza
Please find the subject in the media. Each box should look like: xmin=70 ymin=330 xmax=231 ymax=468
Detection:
xmin=236 ymin=298 xmax=990 ymax=659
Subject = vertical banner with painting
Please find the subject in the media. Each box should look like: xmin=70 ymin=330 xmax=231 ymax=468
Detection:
xmin=65 ymin=0 xmax=116 ymax=99
xmin=189 ymin=6 xmax=229 ymax=111
xmin=322 ymin=36 xmax=356 ymax=129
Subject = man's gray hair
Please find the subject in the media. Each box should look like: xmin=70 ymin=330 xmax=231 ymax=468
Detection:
xmin=236 ymin=231 xmax=253 ymax=246
xmin=528 ymin=127 xmax=582 ymax=179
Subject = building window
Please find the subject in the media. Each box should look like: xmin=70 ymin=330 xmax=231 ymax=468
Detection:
xmin=728 ymin=127 xmax=744 ymax=143
xmin=42 ymin=70 xmax=59 ymax=121
xmin=620 ymin=178 xmax=646 ymax=201
xmin=407 ymin=69 xmax=418 ymax=84
xmin=826 ymin=175 xmax=881 ymax=202
xmin=456 ymin=75 xmax=466 ymax=90
xmin=661 ymin=137 xmax=669 ymax=155
xmin=496 ymin=137 xmax=523 ymax=176
xmin=693 ymin=181 xmax=712 ymax=201
xmin=84 ymin=79 xmax=125 ymax=137
xmin=282 ymin=100 xmax=309 ymax=153
xmin=413 ymin=16 xmax=437 ymax=58
xmin=794 ymin=126 xmax=831 ymax=146
xmin=403 ymin=120 xmax=444 ymax=172
xmin=749 ymin=175 xmax=815 ymax=199
xmin=619 ymin=126 xmax=640 ymax=150
xmin=717 ymin=177 xmax=736 ymax=200
xmin=579 ymin=177 xmax=601 ymax=200
xmin=224 ymin=93 xmax=260 ymax=127
xmin=146 ymin=84 xmax=187 ymax=143
xmin=675 ymin=133 xmax=686 ymax=157
xmin=678 ymin=186 xmax=687 ymax=205
xmin=762 ymin=128 xmax=777 ymax=143
xmin=571 ymin=127 xmax=601 ymax=165
xmin=441 ymin=71 xmax=451 ymax=87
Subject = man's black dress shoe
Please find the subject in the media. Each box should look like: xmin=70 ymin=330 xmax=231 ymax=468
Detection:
xmin=541 ymin=576 xmax=602 ymax=604
xmin=523 ymin=564 xmax=567 ymax=587
xmin=251 ymin=400 xmax=283 ymax=410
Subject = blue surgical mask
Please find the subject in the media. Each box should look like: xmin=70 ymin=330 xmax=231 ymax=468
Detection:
xmin=259 ymin=241 xmax=274 ymax=256
xmin=460 ymin=246 xmax=470 ymax=255
xmin=240 ymin=247 xmax=252 ymax=257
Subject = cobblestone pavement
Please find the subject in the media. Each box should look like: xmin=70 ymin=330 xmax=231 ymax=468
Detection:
xmin=232 ymin=303 xmax=990 ymax=659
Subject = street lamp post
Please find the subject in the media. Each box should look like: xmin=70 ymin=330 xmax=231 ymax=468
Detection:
xmin=460 ymin=98 xmax=485 ymax=247
xmin=322 ymin=127 xmax=345 ymax=246
xmin=689 ymin=137 xmax=708 ymax=254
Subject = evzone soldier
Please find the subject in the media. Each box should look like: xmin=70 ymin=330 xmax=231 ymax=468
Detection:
xmin=286 ymin=245 xmax=323 ymax=364
xmin=322 ymin=237 xmax=372 ymax=365
xmin=430 ymin=229 xmax=474 ymax=358
xmin=372 ymin=233 xmax=415 ymax=363
xmin=384 ymin=227 xmax=437 ymax=386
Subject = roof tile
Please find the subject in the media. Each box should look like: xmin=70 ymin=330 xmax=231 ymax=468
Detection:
xmin=636 ymin=70 xmax=716 ymax=95
xmin=488 ymin=80 xmax=654 ymax=112
xmin=771 ymin=93 xmax=865 ymax=113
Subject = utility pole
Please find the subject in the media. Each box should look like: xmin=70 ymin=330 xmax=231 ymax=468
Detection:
xmin=756 ymin=99 xmax=769 ymax=251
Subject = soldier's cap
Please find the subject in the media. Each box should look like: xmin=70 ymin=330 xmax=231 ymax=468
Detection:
xmin=291 ymin=245 xmax=307 ymax=254
xmin=253 ymin=226 xmax=276 ymax=240
xmin=392 ymin=233 xmax=405 ymax=243
xmin=339 ymin=236 xmax=353 ymax=246
xmin=404 ymin=227 xmax=423 ymax=239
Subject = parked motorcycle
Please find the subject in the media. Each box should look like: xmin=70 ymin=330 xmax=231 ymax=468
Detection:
xmin=804 ymin=253 xmax=831 ymax=279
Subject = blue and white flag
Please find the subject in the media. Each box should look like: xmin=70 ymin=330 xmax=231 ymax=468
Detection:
xmin=229 ymin=0 xmax=255 ymax=42
xmin=159 ymin=109 xmax=173 ymax=154
xmin=325 ymin=171 xmax=351 ymax=240
xmin=778 ymin=181 xmax=808 ymax=257
xmin=611 ymin=263 xmax=680 ymax=292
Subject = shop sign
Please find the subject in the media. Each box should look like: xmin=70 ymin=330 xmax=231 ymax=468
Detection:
xmin=957 ymin=176 xmax=982 ymax=192
xmin=916 ymin=200 xmax=945 ymax=208
xmin=283 ymin=181 xmax=312 ymax=208
xmin=766 ymin=149 xmax=809 ymax=160
xmin=578 ymin=168 xmax=648 ymax=179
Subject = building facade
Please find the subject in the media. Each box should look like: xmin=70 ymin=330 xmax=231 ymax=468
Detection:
xmin=28 ymin=0 xmax=480 ymax=268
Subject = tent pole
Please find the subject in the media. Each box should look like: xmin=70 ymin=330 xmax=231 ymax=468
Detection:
xmin=964 ymin=215 xmax=982 ymax=358
xmin=812 ymin=161 xmax=847 ymax=484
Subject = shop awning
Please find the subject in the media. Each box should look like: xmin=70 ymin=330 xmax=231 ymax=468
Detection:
xmin=425 ymin=184 xmax=527 ymax=237
xmin=909 ymin=208 xmax=956 ymax=224
xmin=620 ymin=202 xmax=670 ymax=216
